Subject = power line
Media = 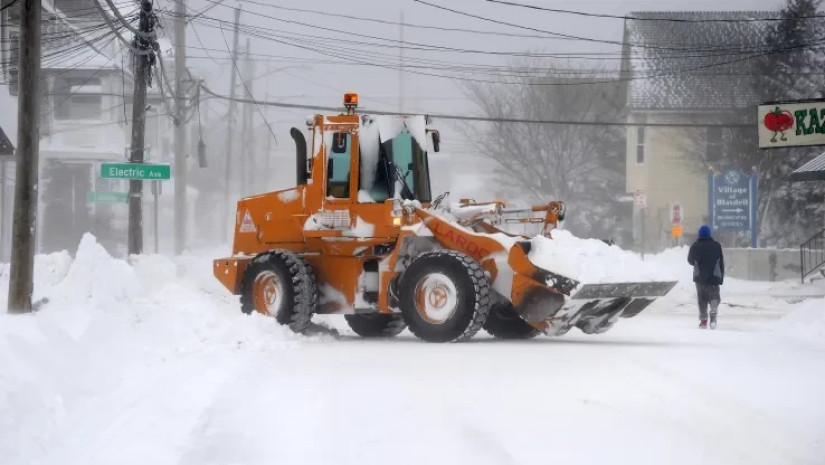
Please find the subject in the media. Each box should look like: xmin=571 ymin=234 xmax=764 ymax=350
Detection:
xmin=412 ymin=0 xmax=783 ymax=52
xmin=195 ymin=13 xmax=825 ymax=86
xmin=0 ymin=0 xmax=19 ymax=11
xmin=217 ymin=16 xmax=278 ymax=145
xmin=486 ymin=0 xmax=825 ymax=22
xmin=217 ymin=0 xmax=578 ymax=40
xmin=198 ymin=84 xmax=752 ymax=128
xmin=177 ymin=14 xmax=816 ymax=86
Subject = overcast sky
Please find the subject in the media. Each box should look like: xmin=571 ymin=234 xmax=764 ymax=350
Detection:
xmin=168 ymin=0 xmax=785 ymax=157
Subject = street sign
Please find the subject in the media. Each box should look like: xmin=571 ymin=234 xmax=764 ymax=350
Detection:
xmin=708 ymin=166 xmax=759 ymax=247
xmin=100 ymin=162 xmax=171 ymax=180
xmin=88 ymin=191 xmax=128 ymax=203
xmin=758 ymin=101 xmax=825 ymax=149
xmin=671 ymin=225 xmax=683 ymax=238
xmin=635 ymin=189 xmax=647 ymax=208
xmin=670 ymin=203 xmax=683 ymax=225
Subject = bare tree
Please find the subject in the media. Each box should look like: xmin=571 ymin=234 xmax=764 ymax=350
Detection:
xmin=461 ymin=64 xmax=626 ymax=239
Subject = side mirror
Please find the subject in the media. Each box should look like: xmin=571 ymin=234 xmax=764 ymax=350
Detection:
xmin=431 ymin=131 xmax=440 ymax=152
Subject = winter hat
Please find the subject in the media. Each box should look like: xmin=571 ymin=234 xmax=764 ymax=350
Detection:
xmin=698 ymin=225 xmax=711 ymax=238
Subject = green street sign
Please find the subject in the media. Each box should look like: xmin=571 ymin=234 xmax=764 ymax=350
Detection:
xmin=88 ymin=191 xmax=129 ymax=203
xmin=100 ymin=162 xmax=171 ymax=180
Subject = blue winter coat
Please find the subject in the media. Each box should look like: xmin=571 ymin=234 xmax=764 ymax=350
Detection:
xmin=687 ymin=237 xmax=725 ymax=285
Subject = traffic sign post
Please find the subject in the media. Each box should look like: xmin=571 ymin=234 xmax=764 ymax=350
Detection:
xmin=708 ymin=167 xmax=758 ymax=248
xmin=635 ymin=189 xmax=647 ymax=209
xmin=99 ymin=161 xmax=171 ymax=254
xmin=101 ymin=162 xmax=171 ymax=180
xmin=670 ymin=203 xmax=683 ymax=225
xmin=88 ymin=191 xmax=128 ymax=204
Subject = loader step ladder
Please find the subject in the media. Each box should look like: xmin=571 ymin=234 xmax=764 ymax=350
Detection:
xmin=800 ymin=228 xmax=825 ymax=283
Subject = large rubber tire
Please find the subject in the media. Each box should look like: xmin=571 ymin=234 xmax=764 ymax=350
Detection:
xmin=398 ymin=250 xmax=492 ymax=342
xmin=240 ymin=250 xmax=317 ymax=333
xmin=483 ymin=302 xmax=541 ymax=339
xmin=344 ymin=313 xmax=407 ymax=338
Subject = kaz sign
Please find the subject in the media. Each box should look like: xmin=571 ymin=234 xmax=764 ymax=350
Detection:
xmin=758 ymin=101 xmax=825 ymax=149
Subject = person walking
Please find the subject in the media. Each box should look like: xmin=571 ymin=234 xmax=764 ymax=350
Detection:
xmin=687 ymin=225 xmax=725 ymax=329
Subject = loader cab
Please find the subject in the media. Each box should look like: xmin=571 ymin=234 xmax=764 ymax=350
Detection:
xmin=365 ymin=132 xmax=433 ymax=203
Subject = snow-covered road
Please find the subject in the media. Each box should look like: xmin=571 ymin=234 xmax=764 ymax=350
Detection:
xmin=1 ymin=236 xmax=824 ymax=465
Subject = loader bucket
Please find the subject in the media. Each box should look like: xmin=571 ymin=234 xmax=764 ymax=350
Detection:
xmin=539 ymin=281 xmax=678 ymax=336
xmin=505 ymin=243 xmax=677 ymax=336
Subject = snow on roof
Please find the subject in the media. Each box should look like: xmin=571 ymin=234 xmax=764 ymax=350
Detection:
xmin=624 ymin=11 xmax=774 ymax=111
xmin=0 ymin=89 xmax=18 ymax=151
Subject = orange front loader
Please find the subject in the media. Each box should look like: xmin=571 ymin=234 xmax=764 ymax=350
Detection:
xmin=214 ymin=94 xmax=676 ymax=342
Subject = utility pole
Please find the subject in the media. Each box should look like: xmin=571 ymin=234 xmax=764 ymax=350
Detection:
xmin=399 ymin=10 xmax=404 ymax=112
xmin=238 ymin=38 xmax=253 ymax=197
xmin=222 ymin=6 xmax=241 ymax=242
xmin=241 ymin=39 xmax=254 ymax=197
xmin=173 ymin=0 xmax=187 ymax=254
xmin=7 ymin=0 xmax=42 ymax=313
xmin=127 ymin=0 xmax=155 ymax=256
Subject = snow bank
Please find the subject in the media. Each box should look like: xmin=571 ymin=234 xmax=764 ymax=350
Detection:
xmin=528 ymin=230 xmax=678 ymax=283
xmin=0 ymin=235 xmax=321 ymax=463
xmin=777 ymin=297 xmax=825 ymax=343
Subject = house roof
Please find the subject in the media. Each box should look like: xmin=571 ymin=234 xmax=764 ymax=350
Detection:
xmin=624 ymin=11 xmax=774 ymax=111
xmin=0 ymin=89 xmax=17 ymax=154
xmin=0 ymin=126 xmax=12 ymax=156
xmin=791 ymin=152 xmax=825 ymax=182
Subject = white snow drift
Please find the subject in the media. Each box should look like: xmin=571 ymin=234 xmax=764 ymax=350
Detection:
xmin=1 ymin=233 xmax=824 ymax=465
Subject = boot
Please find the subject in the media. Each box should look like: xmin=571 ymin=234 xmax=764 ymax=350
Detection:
xmin=699 ymin=320 xmax=708 ymax=329
xmin=709 ymin=313 xmax=717 ymax=329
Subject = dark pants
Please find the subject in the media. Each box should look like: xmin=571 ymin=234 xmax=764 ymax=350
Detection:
xmin=695 ymin=283 xmax=720 ymax=321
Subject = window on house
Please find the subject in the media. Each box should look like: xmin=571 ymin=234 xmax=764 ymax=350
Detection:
xmin=636 ymin=126 xmax=645 ymax=164
xmin=9 ymin=31 xmax=19 ymax=96
xmin=53 ymin=77 xmax=103 ymax=120
xmin=707 ymin=127 xmax=722 ymax=161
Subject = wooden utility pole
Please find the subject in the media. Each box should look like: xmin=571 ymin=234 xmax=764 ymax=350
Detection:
xmin=240 ymin=39 xmax=254 ymax=197
xmin=222 ymin=6 xmax=241 ymax=242
xmin=127 ymin=0 xmax=155 ymax=255
xmin=398 ymin=10 xmax=404 ymax=113
xmin=7 ymin=0 xmax=42 ymax=314
xmin=173 ymin=0 xmax=187 ymax=255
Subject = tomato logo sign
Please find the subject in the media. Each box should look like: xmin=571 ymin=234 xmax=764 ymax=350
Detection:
xmin=763 ymin=106 xmax=794 ymax=142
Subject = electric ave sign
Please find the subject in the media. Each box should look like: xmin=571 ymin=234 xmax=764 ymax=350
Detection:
xmin=100 ymin=163 xmax=171 ymax=180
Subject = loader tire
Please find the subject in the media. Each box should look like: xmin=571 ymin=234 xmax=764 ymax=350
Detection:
xmin=240 ymin=250 xmax=317 ymax=334
xmin=483 ymin=302 xmax=541 ymax=339
xmin=398 ymin=251 xmax=491 ymax=342
xmin=345 ymin=313 xmax=407 ymax=338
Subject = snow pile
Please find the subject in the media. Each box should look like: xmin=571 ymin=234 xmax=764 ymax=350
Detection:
xmin=528 ymin=230 xmax=678 ymax=283
xmin=449 ymin=202 xmax=499 ymax=221
xmin=343 ymin=216 xmax=375 ymax=238
xmin=777 ymin=297 xmax=825 ymax=343
xmin=0 ymin=250 xmax=73 ymax=306
xmin=276 ymin=189 xmax=300 ymax=203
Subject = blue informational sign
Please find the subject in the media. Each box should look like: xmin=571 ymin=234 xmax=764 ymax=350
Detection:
xmin=708 ymin=167 xmax=759 ymax=247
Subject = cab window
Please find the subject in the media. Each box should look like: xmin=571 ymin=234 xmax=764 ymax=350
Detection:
xmin=327 ymin=132 xmax=351 ymax=198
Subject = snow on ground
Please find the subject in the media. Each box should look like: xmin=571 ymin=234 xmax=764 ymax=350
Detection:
xmin=1 ymin=234 xmax=824 ymax=465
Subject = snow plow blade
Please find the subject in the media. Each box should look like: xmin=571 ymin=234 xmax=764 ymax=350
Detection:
xmin=570 ymin=281 xmax=678 ymax=300
xmin=540 ymin=281 xmax=678 ymax=336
